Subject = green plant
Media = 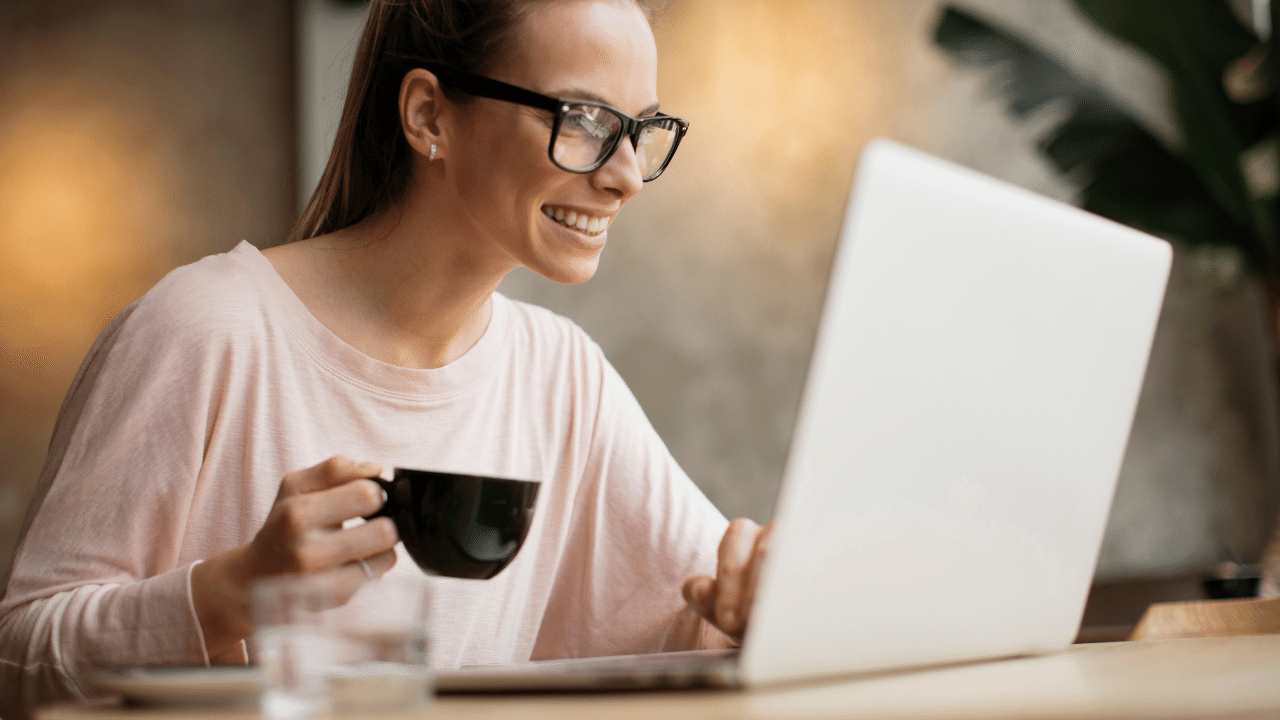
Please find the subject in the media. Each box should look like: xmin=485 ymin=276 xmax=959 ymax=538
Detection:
xmin=933 ymin=0 xmax=1277 ymax=285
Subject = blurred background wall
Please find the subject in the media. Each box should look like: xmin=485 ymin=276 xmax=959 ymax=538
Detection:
xmin=1 ymin=0 xmax=1276 ymax=593
xmin=0 ymin=0 xmax=296 ymax=579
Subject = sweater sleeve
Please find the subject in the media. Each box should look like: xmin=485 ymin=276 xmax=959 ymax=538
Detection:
xmin=0 ymin=277 xmax=234 ymax=719
xmin=530 ymin=343 xmax=730 ymax=659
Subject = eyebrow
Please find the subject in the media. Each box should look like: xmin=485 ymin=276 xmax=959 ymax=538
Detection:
xmin=552 ymin=88 xmax=661 ymax=116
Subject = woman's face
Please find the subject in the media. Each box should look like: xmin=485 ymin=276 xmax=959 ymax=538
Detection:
xmin=444 ymin=0 xmax=659 ymax=284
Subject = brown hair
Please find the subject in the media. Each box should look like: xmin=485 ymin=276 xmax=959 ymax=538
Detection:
xmin=288 ymin=0 xmax=655 ymax=244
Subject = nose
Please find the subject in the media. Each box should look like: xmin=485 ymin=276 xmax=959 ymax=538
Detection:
xmin=592 ymin=136 xmax=644 ymax=201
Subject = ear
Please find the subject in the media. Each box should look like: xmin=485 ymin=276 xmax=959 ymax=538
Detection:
xmin=399 ymin=68 xmax=450 ymax=161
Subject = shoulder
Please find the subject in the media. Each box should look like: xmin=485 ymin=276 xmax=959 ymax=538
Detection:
xmin=492 ymin=295 xmax=636 ymax=413
xmin=111 ymin=243 xmax=279 ymax=362
xmin=492 ymin=295 xmax=622 ymax=411
xmin=51 ymin=245 xmax=278 ymax=430
xmin=131 ymin=243 xmax=276 ymax=335
xmin=497 ymin=294 xmax=605 ymax=362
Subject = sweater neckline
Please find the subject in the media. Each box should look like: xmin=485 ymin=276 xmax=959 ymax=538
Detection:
xmin=229 ymin=240 xmax=509 ymax=400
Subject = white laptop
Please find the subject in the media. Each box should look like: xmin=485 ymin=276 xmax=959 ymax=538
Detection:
xmin=436 ymin=139 xmax=1173 ymax=691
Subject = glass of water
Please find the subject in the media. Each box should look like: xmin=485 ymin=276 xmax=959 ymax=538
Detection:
xmin=325 ymin=572 xmax=433 ymax=713
xmin=251 ymin=574 xmax=335 ymax=720
xmin=251 ymin=571 xmax=432 ymax=719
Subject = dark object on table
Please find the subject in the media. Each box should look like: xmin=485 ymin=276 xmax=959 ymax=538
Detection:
xmin=1202 ymin=576 xmax=1261 ymax=599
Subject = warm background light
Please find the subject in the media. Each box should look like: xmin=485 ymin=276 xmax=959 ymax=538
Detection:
xmin=0 ymin=89 xmax=173 ymax=366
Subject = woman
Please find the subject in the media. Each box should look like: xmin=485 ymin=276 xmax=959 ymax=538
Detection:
xmin=0 ymin=0 xmax=769 ymax=716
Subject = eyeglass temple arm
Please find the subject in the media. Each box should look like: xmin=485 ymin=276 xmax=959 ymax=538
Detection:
xmin=389 ymin=56 xmax=564 ymax=115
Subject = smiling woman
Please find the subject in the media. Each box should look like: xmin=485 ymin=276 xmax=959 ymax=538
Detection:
xmin=0 ymin=2 xmax=769 ymax=718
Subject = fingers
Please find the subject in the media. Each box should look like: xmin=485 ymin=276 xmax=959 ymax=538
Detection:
xmin=247 ymin=457 xmax=395 ymax=580
xmin=279 ymin=456 xmax=383 ymax=499
xmin=256 ymin=514 xmax=399 ymax=577
xmin=740 ymin=521 xmax=773 ymax=623
xmin=685 ymin=519 xmax=773 ymax=642
xmin=307 ymin=547 xmax=401 ymax=608
xmin=363 ymin=548 xmax=398 ymax=577
xmin=332 ymin=549 xmax=401 ymax=605
xmin=286 ymin=479 xmax=387 ymax=531
xmin=300 ymin=517 xmax=399 ymax=573
xmin=682 ymin=575 xmax=715 ymax=621
xmin=712 ymin=517 xmax=761 ymax=637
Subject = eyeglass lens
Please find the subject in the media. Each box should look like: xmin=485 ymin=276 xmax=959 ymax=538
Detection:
xmin=553 ymin=104 xmax=681 ymax=180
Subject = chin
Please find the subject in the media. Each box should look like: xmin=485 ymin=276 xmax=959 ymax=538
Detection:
xmin=546 ymin=261 xmax=600 ymax=285
xmin=530 ymin=254 xmax=601 ymax=285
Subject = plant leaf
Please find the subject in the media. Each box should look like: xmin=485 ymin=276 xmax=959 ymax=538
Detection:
xmin=933 ymin=5 xmax=1266 ymax=268
xmin=1048 ymin=99 xmax=1259 ymax=263
xmin=1072 ymin=0 xmax=1274 ymax=255
xmin=932 ymin=6 xmax=1100 ymax=115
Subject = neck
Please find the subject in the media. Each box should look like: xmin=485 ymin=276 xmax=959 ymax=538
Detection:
xmin=268 ymin=190 xmax=518 ymax=370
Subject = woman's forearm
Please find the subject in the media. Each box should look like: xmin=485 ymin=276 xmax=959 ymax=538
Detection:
xmin=0 ymin=567 xmax=213 ymax=719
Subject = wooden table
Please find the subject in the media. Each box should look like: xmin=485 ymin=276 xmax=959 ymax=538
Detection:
xmin=38 ymin=634 xmax=1280 ymax=720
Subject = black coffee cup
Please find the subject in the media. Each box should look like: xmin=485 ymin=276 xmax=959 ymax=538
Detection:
xmin=366 ymin=468 xmax=540 ymax=579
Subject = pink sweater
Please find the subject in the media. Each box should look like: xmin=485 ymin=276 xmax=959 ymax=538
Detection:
xmin=0 ymin=242 xmax=728 ymax=717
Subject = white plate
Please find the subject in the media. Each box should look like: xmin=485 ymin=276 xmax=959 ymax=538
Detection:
xmin=90 ymin=666 xmax=262 ymax=707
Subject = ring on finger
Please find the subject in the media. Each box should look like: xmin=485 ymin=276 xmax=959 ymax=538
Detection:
xmin=358 ymin=558 xmax=374 ymax=580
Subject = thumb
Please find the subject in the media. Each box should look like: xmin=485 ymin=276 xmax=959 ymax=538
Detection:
xmin=682 ymin=575 xmax=715 ymax=620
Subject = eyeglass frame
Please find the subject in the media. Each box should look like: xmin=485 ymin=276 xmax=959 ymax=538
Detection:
xmin=396 ymin=59 xmax=690 ymax=182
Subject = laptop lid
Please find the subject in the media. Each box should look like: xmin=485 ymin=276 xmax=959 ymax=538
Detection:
xmin=740 ymin=139 xmax=1171 ymax=685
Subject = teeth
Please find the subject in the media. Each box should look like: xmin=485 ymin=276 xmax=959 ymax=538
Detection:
xmin=542 ymin=206 xmax=610 ymax=235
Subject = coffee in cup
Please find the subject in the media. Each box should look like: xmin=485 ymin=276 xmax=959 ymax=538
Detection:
xmin=366 ymin=468 xmax=540 ymax=579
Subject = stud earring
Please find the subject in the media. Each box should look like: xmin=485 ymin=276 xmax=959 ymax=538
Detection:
xmin=429 ymin=144 xmax=437 ymax=161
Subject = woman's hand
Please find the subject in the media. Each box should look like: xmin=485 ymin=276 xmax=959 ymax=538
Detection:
xmin=191 ymin=456 xmax=399 ymax=659
xmin=681 ymin=518 xmax=774 ymax=643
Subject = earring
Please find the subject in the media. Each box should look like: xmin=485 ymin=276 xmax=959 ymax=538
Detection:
xmin=429 ymin=144 xmax=437 ymax=161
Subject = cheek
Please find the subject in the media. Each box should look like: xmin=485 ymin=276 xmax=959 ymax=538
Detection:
xmin=454 ymin=119 xmax=550 ymax=206
xmin=477 ymin=162 xmax=566 ymax=228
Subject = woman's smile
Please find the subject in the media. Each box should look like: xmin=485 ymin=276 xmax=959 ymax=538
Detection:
xmin=541 ymin=204 xmax=614 ymax=237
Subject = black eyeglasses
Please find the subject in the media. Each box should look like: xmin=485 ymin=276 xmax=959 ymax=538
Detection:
xmin=413 ymin=62 xmax=689 ymax=182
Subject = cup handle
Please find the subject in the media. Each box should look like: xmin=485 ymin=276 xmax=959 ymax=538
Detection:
xmin=364 ymin=476 xmax=395 ymax=521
